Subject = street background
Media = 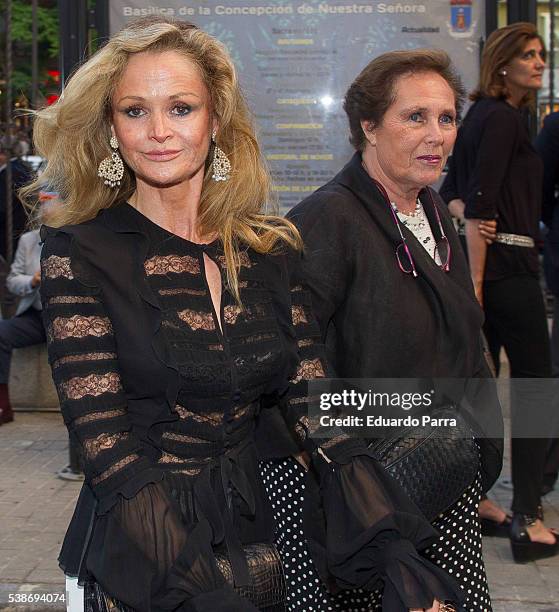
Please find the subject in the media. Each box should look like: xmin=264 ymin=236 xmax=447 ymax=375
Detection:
xmin=0 ymin=405 xmax=557 ymax=612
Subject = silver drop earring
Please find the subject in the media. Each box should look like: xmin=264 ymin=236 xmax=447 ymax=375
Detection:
xmin=211 ymin=131 xmax=231 ymax=182
xmin=98 ymin=135 xmax=125 ymax=188
xmin=500 ymin=69 xmax=507 ymax=76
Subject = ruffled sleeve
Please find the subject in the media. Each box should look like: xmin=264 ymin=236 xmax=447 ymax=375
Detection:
xmin=40 ymin=227 xmax=256 ymax=612
xmin=86 ymin=480 xmax=256 ymax=612
xmin=40 ymin=227 xmax=161 ymax=508
xmin=313 ymin=453 xmax=464 ymax=610
xmin=278 ymin=251 xmax=464 ymax=611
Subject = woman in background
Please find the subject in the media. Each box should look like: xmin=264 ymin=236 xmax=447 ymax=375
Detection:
xmin=440 ymin=22 xmax=558 ymax=562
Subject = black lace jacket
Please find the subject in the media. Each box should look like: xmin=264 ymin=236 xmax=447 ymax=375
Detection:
xmin=41 ymin=201 xmax=464 ymax=612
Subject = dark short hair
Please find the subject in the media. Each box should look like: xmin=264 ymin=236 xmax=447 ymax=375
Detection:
xmin=343 ymin=49 xmax=465 ymax=151
xmin=471 ymin=22 xmax=545 ymax=106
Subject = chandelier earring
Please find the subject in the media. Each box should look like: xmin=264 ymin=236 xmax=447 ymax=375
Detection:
xmin=98 ymin=135 xmax=125 ymax=188
xmin=211 ymin=131 xmax=231 ymax=182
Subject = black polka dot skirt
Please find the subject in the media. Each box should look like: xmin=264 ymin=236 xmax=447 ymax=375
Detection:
xmin=260 ymin=458 xmax=492 ymax=612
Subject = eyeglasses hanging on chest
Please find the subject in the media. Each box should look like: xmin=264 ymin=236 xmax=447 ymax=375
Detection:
xmin=372 ymin=178 xmax=451 ymax=277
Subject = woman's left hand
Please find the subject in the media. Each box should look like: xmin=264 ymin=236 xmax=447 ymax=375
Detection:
xmin=479 ymin=219 xmax=497 ymax=244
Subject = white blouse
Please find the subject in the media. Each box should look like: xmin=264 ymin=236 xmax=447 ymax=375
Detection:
xmin=393 ymin=200 xmax=442 ymax=265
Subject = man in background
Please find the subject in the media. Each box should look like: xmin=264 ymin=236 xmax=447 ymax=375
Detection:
xmin=535 ymin=112 xmax=559 ymax=495
xmin=0 ymin=223 xmax=45 ymax=425
xmin=0 ymin=150 xmax=33 ymax=264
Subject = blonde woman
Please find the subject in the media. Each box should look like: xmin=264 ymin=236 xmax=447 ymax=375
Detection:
xmin=26 ymin=17 xmax=463 ymax=612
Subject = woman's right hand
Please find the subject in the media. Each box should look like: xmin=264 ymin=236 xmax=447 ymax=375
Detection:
xmin=479 ymin=219 xmax=497 ymax=244
xmin=449 ymin=199 xmax=497 ymax=244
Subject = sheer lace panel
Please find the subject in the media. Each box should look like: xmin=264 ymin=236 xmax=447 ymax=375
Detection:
xmin=307 ymin=414 xmax=323 ymax=433
xmin=303 ymin=393 xmax=322 ymax=407
xmin=42 ymin=255 xmax=74 ymax=280
xmin=53 ymin=352 xmax=117 ymax=370
xmin=291 ymin=305 xmax=309 ymax=326
xmin=293 ymin=358 xmax=325 ymax=384
xmin=288 ymin=396 xmax=307 ymax=405
xmin=224 ymin=305 xmax=242 ymax=325
xmin=252 ymin=304 xmax=268 ymax=319
xmin=241 ymin=279 xmax=265 ymax=290
xmin=144 ymin=255 xmax=200 ymax=276
xmin=239 ymin=252 xmax=253 ymax=268
xmin=61 ymin=372 xmax=122 ymax=400
xmin=162 ymin=431 xmax=209 ymax=444
xmin=158 ymin=453 xmax=209 ymax=475
xmin=177 ymin=309 xmax=215 ymax=331
xmin=83 ymin=432 xmax=128 ymax=460
xmin=91 ymin=454 xmax=139 ymax=485
xmin=47 ymin=295 xmax=97 ymax=305
xmin=161 ymin=323 xmax=224 ymax=349
xmin=74 ymin=408 xmax=127 ymax=426
xmin=159 ymin=451 xmax=186 ymax=464
xmin=237 ymin=332 xmax=277 ymax=345
xmin=293 ymin=422 xmax=306 ymax=444
xmin=170 ymin=467 xmax=203 ymax=476
xmin=175 ymin=404 xmax=222 ymax=425
xmin=157 ymin=454 xmax=206 ymax=476
xmin=298 ymin=338 xmax=314 ymax=348
xmin=289 ymin=415 xmax=311 ymax=445
xmin=232 ymin=402 xmax=252 ymax=421
xmin=51 ymin=315 xmax=113 ymax=340
xmin=217 ymin=252 xmax=252 ymax=269
xmin=161 ymin=319 xmax=181 ymax=332
xmin=159 ymin=287 xmax=206 ymax=296
xmin=321 ymin=433 xmax=351 ymax=451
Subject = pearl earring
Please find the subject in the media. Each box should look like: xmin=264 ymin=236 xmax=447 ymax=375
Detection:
xmin=211 ymin=131 xmax=231 ymax=182
xmin=98 ymin=135 xmax=124 ymax=188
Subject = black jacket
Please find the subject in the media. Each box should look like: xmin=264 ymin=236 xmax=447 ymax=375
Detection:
xmin=439 ymin=97 xmax=543 ymax=281
xmin=288 ymin=153 xmax=503 ymax=491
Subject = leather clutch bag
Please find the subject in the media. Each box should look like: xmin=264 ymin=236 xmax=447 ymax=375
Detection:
xmin=215 ymin=542 xmax=286 ymax=611
xmin=368 ymin=406 xmax=479 ymax=521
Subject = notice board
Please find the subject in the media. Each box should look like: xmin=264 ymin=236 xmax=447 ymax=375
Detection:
xmin=109 ymin=1 xmax=483 ymax=210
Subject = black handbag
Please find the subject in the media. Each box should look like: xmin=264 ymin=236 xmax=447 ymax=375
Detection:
xmin=84 ymin=543 xmax=286 ymax=612
xmin=368 ymin=406 xmax=479 ymax=521
xmin=215 ymin=543 xmax=286 ymax=611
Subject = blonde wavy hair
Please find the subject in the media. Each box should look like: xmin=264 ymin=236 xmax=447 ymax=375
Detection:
xmin=21 ymin=16 xmax=301 ymax=301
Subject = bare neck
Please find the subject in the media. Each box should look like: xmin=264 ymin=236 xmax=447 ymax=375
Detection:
xmin=130 ymin=174 xmax=213 ymax=244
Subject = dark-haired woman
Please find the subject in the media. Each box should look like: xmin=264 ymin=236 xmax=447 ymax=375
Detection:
xmin=440 ymin=22 xmax=558 ymax=562
xmin=262 ymin=49 xmax=503 ymax=611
